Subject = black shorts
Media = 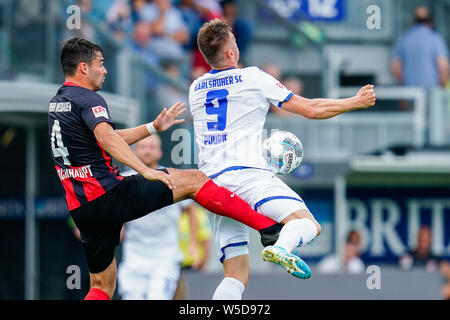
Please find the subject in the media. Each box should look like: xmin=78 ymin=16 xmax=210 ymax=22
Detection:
xmin=70 ymin=170 xmax=174 ymax=273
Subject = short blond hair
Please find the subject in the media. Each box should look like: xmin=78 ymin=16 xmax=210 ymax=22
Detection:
xmin=197 ymin=19 xmax=232 ymax=66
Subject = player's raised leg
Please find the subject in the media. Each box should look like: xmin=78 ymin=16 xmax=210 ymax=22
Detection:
xmin=164 ymin=168 xmax=319 ymax=281
xmin=165 ymin=168 xmax=281 ymax=237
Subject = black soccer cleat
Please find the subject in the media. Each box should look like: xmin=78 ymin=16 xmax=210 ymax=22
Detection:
xmin=259 ymin=223 xmax=283 ymax=247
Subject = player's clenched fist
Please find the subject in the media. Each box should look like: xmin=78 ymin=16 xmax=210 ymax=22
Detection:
xmin=356 ymin=84 xmax=376 ymax=109
xmin=142 ymin=168 xmax=176 ymax=190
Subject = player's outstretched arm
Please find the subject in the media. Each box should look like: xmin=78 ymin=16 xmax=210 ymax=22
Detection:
xmin=115 ymin=102 xmax=186 ymax=145
xmin=282 ymin=85 xmax=376 ymax=119
xmin=94 ymin=122 xmax=176 ymax=190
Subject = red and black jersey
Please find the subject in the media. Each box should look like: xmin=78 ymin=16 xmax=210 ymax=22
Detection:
xmin=48 ymin=82 xmax=123 ymax=211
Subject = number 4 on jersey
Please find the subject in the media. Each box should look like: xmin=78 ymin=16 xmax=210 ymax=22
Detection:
xmin=51 ymin=120 xmax=71 ymax=165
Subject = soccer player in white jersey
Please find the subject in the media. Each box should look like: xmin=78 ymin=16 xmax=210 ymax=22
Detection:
xmin=118 ymin=135 xmax=197 ymax=299
xmin=189 ymin=19 xmax=376 ymax=300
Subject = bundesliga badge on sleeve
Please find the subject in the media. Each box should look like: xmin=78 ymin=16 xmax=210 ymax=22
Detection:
xmin=92 ymin=106 xmax=109 ymax=119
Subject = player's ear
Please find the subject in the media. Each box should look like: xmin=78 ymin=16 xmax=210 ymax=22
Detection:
xmin=79 ymin=62 xmax=89 ymax=75
xmin=225 ymin=48 xmax=233 ymax=60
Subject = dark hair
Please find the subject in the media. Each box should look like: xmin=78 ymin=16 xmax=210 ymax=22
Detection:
xmin=60 ymin=38 xmax=103 ymax=76
xmin=197 ymin=19 xmax=232 ymax=66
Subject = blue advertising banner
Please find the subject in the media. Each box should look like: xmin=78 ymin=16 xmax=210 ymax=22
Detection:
xmin=289 ymin=187 xmax=450 ymax=263
xmin=0 ymin=197 xmax=69 ymax=219
xmin=346 ymin=188 xmax=450 ymax=262
xmin=263 ymin=0 xmax=346 ymax=22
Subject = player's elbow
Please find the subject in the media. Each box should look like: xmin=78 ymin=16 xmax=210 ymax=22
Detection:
xmin=303 ymin=109 xmax=318 ymax=119
xmin=96 ymin=130 xmax=116 ymax=152
xmin=94 ymin=123 xmax=115 ymax=148
xmin=315 ymin=222 xmax=322 ymax=235
xmin=302 ymin=102 xmax=319 ymax=119
xmin=95 ymin=132 xmax=107 ymax=147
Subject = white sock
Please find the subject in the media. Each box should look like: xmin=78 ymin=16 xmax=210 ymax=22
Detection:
xmin=274 ymin=218 xmax=318 ymax=253
xmin=212 ymin=277 xmax=245 ymax=300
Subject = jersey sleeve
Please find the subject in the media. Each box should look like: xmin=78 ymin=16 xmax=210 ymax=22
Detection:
xmin=255 ymin=68 xmax=293 ymax=108
xmin=80 ymin=93 xmax=115 ymax=132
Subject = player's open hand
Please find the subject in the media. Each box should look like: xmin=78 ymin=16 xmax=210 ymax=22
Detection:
xmin=142 ymin=168 xmax=176 ymax=190
xmin=356 ymin=84 xmax=376 ymax=109
xmin=153 ymin=102 xmax=187 ymax=132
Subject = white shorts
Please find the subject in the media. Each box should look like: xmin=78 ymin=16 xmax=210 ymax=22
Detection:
xmin=207 ymin=168 xmax=308 ymax=262
xmin=118 ymin=259 xmax=180 ymax=300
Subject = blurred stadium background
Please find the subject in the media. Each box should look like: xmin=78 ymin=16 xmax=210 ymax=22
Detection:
xmin=0 ymin=0 xmax=449 ymax=300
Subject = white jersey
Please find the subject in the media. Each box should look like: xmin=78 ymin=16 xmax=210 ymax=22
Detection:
xmin=189 ymin=67 xmax=293 ymax=177
xmin=120 ymin=169 xmax=194 ymax=267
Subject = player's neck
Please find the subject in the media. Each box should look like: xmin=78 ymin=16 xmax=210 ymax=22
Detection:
xmin=64 ymin=77 xmax=95 ymax=91
xmin=212 ymin=63 xmax=238 ymax=71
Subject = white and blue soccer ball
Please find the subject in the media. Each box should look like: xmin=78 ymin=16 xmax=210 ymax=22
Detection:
xmin=262 ymin=131 xmax=304 ymax=175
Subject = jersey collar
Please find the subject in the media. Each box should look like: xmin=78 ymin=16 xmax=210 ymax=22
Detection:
xmin=62 ymin=81 xmax=82 ymax=87
xmin=209 ymin=67 xmax=236 ymax=74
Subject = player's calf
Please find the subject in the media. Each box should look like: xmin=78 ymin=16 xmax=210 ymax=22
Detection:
xmin=213 ymin=255 xmax=249 ymax=300
xmin=85 ymin=258 xmax=117 ymax=300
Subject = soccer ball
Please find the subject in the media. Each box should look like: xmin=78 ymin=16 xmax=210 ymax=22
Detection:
xmin=262 ymin=131 xmax=304 ymax=175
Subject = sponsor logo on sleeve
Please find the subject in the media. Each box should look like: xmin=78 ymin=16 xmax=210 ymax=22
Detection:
xmin=92 ymin=106 xmax=109 ymax=119
xmin=276 ymin=82 xmax=286 ymax=89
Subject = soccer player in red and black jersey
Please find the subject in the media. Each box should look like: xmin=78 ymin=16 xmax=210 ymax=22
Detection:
xmin=48 ymin=38 xmax=283 ymax=300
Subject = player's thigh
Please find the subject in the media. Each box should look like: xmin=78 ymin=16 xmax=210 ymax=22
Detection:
xmin=117 ymin=264 xmax=148 ymax=300
xmin=223 ymin=254 xmax=250 ymax=286
xmin=146 ymin=263 xmax=181 ymax=300
xmin=110 ymin=173 xmax=174 ymax=223
xmin=166 ymin=168 xmax=209 ymax=202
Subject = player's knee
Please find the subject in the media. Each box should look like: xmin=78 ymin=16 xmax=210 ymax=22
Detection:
xmin=191 ymin=170 xmax=209 ymax=191
xmin=306 ymin=217 xmax=321 ymax=235
xmin=194 ymin=170 xmax=209 ymax=185
xmin=315 ymin=221 xmax=322 ymax=235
